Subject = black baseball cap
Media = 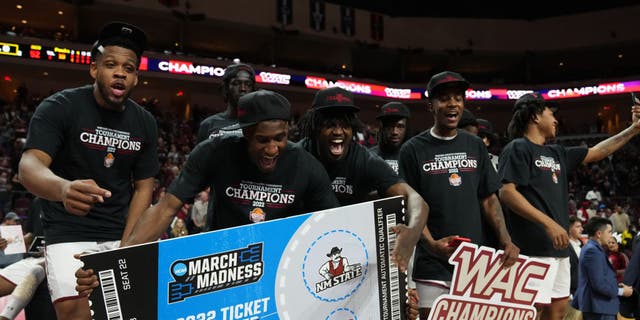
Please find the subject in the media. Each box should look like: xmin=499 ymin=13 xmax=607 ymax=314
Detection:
xmin=513 ymin=92 xmax=557 ymax=112
xmin=312 ymin=87 xmax=360 ymax=113
xmin=222 ymin=63 xmax=256 ymax=82
xmin=477 ymin=118 xmax=493 ymax=135
xmin=427 ymin=71 xmax=470 ymax=98
xmin=92 ymin=21 xmax=147 ymax=61
xmin=457 ymin=108 xmax=478 ymax=128
xmin=222 ymin=90 xmax=290 ymax=130
xmin=376 ymin=102 xmax=410 ymax=120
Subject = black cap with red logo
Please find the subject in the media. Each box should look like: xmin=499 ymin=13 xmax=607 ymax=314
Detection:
xmin=426 ymin=71 xmax=470 ymax=98
xmin=376 ymin=102 xmax=410 ymax=120
xmin=222 ymin=90 xmax=290 ymax=130
xmin=312 ymin=87 xmax=360 ymax=113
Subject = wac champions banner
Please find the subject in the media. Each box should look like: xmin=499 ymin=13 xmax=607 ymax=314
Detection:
xmin=427 ymin=243 xmax=554 ymax=320
xmin=82 ymin=196 xmax=408 ymax=320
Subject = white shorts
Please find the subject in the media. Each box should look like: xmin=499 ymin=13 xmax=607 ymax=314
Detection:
xmin=0 ymin=257 xmax=45 ymax=285
xmin=45 ymin=241 xmax=120 ymax=303
xmin=414 ymin=280 xmax=451 ymax=309
xmin=531 ymin=256 xmax=571 ymax=305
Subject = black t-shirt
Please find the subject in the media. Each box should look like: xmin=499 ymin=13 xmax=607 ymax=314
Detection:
xmin=369 ymin=145 xmax=400 ymax=174
xmin=398 ymin=130 xmax=500 ymax=281
xmin=196 ymin=111 xmax=242 ymax=143
xmin=168 ymin=136 xmax=339 ymax=230
xmin=25 ymin=85 xmax=159 ymax=244
xmin=298 ymin=138 xmax=401 ymax=206
xmin=499 ymin=138 xmax=587 ymax=257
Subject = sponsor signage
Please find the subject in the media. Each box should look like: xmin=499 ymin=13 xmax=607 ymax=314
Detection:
xmin=4 ymin=40 xmax=640 ymax=101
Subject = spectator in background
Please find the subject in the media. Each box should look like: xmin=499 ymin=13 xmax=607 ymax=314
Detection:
xmin=457 ymin=108 xmax=478 ymax=135
xmin=577 ymin=201 xmax=591 ymax=225
xmin=610 ymin=204 xmax=631 ymax=234
xmin=607 ymin=236 xmax=628 ymax=283
xmin=189 ymin=189 xmax=208 ymax=234
xmin=170 ymin=218 xmax=188 ymax=238
xmin=567 ymin=215 xmax=584 ymax=320
xmin=369 ymin=102 xmax=412 ymax=174
xmin=572 ymin=217 xmax=633 ymax=320
xmin=586 ymin=186 xmax=603 ymax=204
xmin=0 ymin=210 xmax=46 ymax=320
xmin=197 ymin=63 xmax=256 ymax=143
xmin=477 ymin=118 xmax=499 ymax=171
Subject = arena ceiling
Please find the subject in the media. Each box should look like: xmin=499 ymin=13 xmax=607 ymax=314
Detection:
xmin=327 ymin=1 xmax=640 ymax=20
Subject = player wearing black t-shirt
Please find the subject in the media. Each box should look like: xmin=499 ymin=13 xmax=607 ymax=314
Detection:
xmin=369 ymin=102 xmax=412 ymax=174
xmin=197 ymin=63 xmax=256 ymax=143
xmin=399 ymin=71 xmax=519 ymax=320
xmin=120 ymin=90 xmax=338 ymax=246
xmin=499 ymin=92 xmax=640 ymax=320
xmin=18 ymin=22 xmax=157 ymax=320
xmin=298 ymin=86 xmax=428 ymax=275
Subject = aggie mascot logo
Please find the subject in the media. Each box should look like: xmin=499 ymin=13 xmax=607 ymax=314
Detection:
xmin=302 ymin=230 xmax=368 ymax=302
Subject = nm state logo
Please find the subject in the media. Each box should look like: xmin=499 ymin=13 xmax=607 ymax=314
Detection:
xmin=302 ymin=230 xmax=368 ymax=302
xmin=167 ymin=243 xmax=264 ymax=303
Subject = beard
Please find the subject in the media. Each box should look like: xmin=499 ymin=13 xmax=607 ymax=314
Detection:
xmin=96 ymin=81 xmax=130 ymax=110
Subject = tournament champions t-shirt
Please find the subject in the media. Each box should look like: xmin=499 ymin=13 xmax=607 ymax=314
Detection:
xmin=168 ymin=136 xmax=338 ymax=230
xmin=399 ymin=130 xmax=500 ymax=281
xmin=499 ymin=138 xmax=587 ymax=257
xmin=25 ymin=85 xmax=159 ymax=245
xmin=197 ymin=111 xmax=242 ymax=143
xmin=298 ymin=138 xmax=401 ymax=206
xmin=369 ymin=145 xmax=400 ymax=174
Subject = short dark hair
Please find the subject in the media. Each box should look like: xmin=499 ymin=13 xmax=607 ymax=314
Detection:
xmin=221 ymin=63 xmax=256 ymax=103
xmin=568 ymin=215 xmax=580 ymax=227
xmin=584 ymin=217 xmax=611 ymax=237
xmin=376 ymin=116 xmax=412 ymax=148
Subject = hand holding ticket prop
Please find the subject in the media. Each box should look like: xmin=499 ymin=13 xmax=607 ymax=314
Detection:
xmin=448 ymin=236 xmax=470 ymax=248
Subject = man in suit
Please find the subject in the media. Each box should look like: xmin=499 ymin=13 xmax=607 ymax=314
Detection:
xmin=566 ymin=215 xmax=584 ymax=320
xmin=572 ymin=217 xmax=633 ymax=320
xmin=620 ymin=236 xmax=640 ymax=319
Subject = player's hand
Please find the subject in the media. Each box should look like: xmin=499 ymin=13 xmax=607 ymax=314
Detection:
xmin=500 ymin=241 xmax=520 ymax=268
xmin=406 ymin=287 xmax=419 ymax=320
xmin=62 ymin=179 xmax=111 ymax=216
xmin=0 ymin=238 xmax=7 ymax=251
xmin=430 ymin=235 xmax=459 ymax=258
xmin=632 ymin=105 xmax=640 ymax=129
xmin=620 ymin=283 xmax=634 ymax=297
xmin=390 ymin=224 xmax=419 ymax=273
xmin=544 ymin=221 xmax=569 ymax=249
xmin=74 ymin=254 xmax=99 ymax=297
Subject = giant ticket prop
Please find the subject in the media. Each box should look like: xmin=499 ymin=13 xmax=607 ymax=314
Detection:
xmin=427 ymin=243 xmax=554 ymax=320
xmin=81 ymin=196 xmax=408 ymax=320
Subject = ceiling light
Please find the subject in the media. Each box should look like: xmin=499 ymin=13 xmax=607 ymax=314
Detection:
xmin=21 ymin=20 xmax=27 ymax=24
xmin=60 ymin=25 xmax=65 ymax=29
xmin=58 ymin=10 xmax=63 ymax=15
xmin=43 ymin=72 xmax=48 ymax=76
xmin=16 ymin=4 xmax=22 ymax=9
xmin=618 ymin=53 xmax=623 ymax=59
xmin=559 ymin=62 xmax=564 ymax=67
